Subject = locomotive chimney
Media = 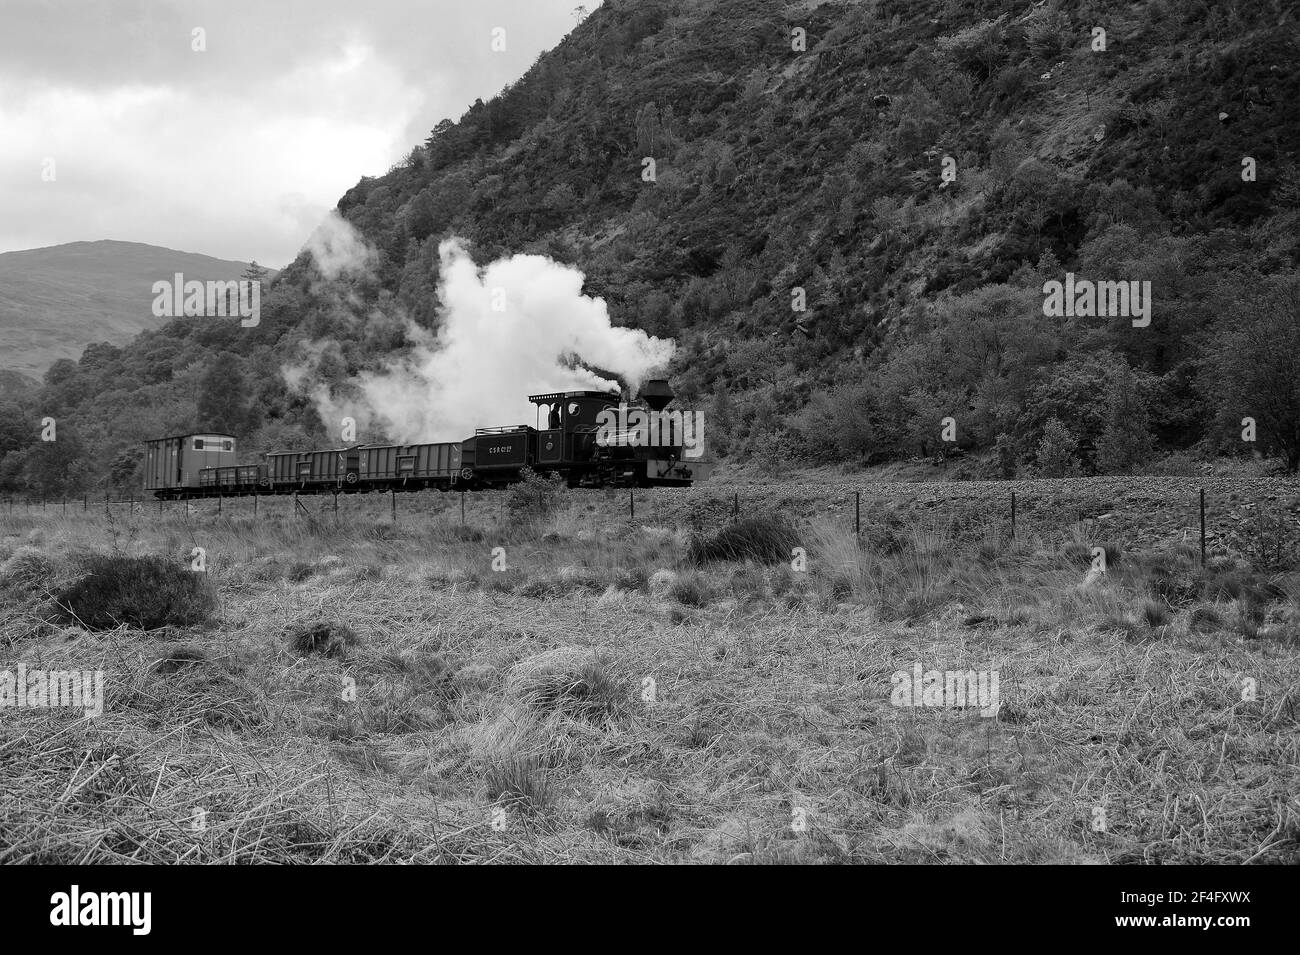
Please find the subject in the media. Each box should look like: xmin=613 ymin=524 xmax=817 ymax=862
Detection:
xmin=640 ymin=378 xmax=674 ymax=411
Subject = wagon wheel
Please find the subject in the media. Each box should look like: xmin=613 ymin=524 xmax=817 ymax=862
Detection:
xmin=460 ymin=467 xmax=473 ymax=481
xmin=345 ymin=472 xmax=359 ymax=485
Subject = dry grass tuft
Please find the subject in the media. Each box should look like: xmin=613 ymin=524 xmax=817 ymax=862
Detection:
xmin=0 ymin=546 xmax=56 ymax=590
xmin=151 ymin=645 xmax=210 ymax=675
xmin=689 ymin=516 xmax=799 ymax=565
xmin=285 ymin=619 xmax=359 ymax=659
xmin=506 ymin=647 xmax=626 ymax=720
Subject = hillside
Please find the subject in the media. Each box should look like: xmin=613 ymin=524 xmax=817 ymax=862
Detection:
xmin=0 ymin=240 xmax=269 ymax=378
xmin=3 ymin=0 xmax=1299 ymax=494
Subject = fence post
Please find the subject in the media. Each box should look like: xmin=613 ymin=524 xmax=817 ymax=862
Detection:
xmin=293 ymin=491 xmax=298 ymax=517
xmin=253 ymin=489 xmax=258 ymax=515
xmin=630 ymin=488 xmax=635 ymax=521
xmin=83 ymin=495 xmax=87 ymax=511
xmin=855 ymin=491 xmax=860 ymax=536
xmin=460 ymin=490 xmax=465 ymax=524
xmin=1199 ymin=488 xmax=1206 ymax=568
xmin=391 ymin=488 xmax=396 ymax=522
xmin=217 ymin=492 xmax=222 ymax=515
xmin=733 ymin=492 xmax=739 ymax=522
xmin=62 ymin=498 xmax=66 ymax=516
xmin=1010 ymin=491 xmax=1016 ymax=539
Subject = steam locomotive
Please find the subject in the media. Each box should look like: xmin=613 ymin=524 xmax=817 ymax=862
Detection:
xmin=142 ymin=379 xmax=706 ymax=499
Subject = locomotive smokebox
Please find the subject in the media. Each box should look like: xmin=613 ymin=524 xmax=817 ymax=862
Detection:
xmin=639 ymin=378 xmax=674 ymax=411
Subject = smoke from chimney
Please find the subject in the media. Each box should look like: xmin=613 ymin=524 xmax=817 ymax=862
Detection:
xmin=288 ymin=236 xmax=675 ymax=443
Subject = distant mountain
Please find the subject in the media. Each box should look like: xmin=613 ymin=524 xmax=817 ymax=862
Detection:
xmin=0 ymin=240 xmax=273 ymax=379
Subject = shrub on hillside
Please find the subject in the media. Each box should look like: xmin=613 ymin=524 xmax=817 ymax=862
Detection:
xmin=688 ymin=516 xmax=799 ymax=564
xmin=50 ymin=554 xmax=216 ymax=631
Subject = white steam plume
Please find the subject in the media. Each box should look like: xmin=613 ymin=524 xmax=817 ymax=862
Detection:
xmin=290 ymin=238 xmax=675 ymax=443
xmin=303 ymin=211 xmax=377 ymax=280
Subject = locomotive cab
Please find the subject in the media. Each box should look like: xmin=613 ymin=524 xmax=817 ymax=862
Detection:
xmin=528 ymin=389 xmax=621 ymax=467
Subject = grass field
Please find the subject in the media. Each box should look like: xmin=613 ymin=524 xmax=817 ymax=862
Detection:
xmin=1 ymin=477 xmax=1298 ymax=864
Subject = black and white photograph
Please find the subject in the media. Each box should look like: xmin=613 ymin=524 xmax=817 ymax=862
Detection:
xmin=0 ymin=0 xmax=1295 ymax=910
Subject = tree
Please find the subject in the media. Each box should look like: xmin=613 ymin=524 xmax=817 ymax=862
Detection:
xmin=0 ymin=401 xmax=30 ymax=461
xmin=109 ymin=447 xmax=144 ymax=491
xmin=196 ymin=353 xmax=252 ymax=436
xmin=709 ymin=387 xmax=735 ymax=457
xmin=1095 ymin=365 xmax=1156 ymax=474
xmin=1032 ymin=417 xmax=1081 ymax=477
xmin=1016 ymin=352 xmax=1125 ymax=469
xmin=0 ymin=449 xmax=29 ymax=494
xmin=25 ymin=429 xmax=88 ymax=497
xmin=635 ymin=102 xmax=661 ymax=156
xmin=544 ymin=181 xmax=578 ymax=216
xmin=1201 ymin=275 xmax=1300 ymax=470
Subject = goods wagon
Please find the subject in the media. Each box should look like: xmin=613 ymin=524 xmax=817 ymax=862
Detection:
xmin=358 ymin=442 xmax=462 ymax=485
xmin=144 ymin=433 xmax=237 ymax=497
xmin=198 ymin=465 xmax=263 ymax=491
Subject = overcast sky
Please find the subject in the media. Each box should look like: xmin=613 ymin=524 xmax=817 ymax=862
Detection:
xmin=0 ymin=0 xmax=600 ymax=267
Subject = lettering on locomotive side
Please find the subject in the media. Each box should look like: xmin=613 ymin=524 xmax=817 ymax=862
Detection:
xmin=595 ymin=404 xmax=704 ymax=459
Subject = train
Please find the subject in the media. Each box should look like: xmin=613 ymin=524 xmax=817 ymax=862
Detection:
xmin=143 ymin=379 xmax=707 ymax=499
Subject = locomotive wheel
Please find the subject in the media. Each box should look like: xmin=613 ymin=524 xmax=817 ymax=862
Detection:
xmin=460 ymin=467 xmax=473 ymax=481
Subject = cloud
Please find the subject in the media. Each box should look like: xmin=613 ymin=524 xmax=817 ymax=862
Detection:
xmin=0 ymin=0 xmax=602 ymax=265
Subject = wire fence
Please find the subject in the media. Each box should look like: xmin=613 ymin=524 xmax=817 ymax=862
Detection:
xmin=6 ymin=480 xmax=1300 ymax=567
